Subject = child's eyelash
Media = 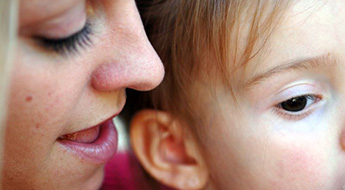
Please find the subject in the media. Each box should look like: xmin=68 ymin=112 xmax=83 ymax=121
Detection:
xmin=35 ymin=21 xmax=93 ymax=56
xmin=273 ymin=107 xmax=314 ymax=121
xmin=273 ymin=94 xmax=322 ymax=121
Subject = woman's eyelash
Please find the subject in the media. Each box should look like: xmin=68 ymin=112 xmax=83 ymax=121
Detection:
xmin=35 ymin=21 xmax=93 ymax=56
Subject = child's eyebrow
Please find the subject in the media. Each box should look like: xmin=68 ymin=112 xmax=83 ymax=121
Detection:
xmin=244 ymin=54 xmax=336 ymax=88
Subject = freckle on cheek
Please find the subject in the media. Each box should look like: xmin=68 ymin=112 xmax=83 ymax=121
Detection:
xmin=26 ymin=96 xmax=32 ymax=102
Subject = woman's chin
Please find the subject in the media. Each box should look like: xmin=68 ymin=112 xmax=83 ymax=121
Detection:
xmin=81 ymin=166 xmax=105 ymax=190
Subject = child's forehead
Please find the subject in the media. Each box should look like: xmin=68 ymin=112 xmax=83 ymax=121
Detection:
xmin=233 ymin=0 xmax=340 ymax=87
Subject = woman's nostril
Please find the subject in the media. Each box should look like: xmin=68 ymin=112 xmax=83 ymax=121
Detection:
xmin=91 ymin=62 xmax=123 ymax=91
xmin=91 ymin=58 xmax=164 ymax=92
xmin=341 ymin=131 xmax=345 ymax=151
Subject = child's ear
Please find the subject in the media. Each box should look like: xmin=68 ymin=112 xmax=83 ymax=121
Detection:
xmin=130 ymin=109 xmax=208 ymax=190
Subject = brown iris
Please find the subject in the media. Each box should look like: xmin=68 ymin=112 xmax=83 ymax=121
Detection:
xmin=280 ymin=96 xmax=309 ymax=112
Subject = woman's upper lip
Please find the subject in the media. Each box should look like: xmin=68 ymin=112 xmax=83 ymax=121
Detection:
xmin=58 ymin=118 xmax=118 ymax=164
xmin=59 ymin=112 xmax=120 ymax=137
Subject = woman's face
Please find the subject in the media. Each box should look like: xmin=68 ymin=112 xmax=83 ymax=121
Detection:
xmin=3 ymin=0 xmax=163 ymax=189
xmin=193 ymin=0 xmax=345 ymax=189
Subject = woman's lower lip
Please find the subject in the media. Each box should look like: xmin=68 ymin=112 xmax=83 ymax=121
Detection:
xmin=58 ymin=119 xmax=118 ymax=164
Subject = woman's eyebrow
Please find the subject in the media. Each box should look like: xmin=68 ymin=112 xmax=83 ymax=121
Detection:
xmin=244 ymin=54 xmax=336 ymax=88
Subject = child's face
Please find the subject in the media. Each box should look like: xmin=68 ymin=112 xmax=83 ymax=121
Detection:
xmin=194 ymin=1 xmax=345 ymax=189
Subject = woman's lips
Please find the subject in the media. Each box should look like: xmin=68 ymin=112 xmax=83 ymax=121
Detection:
xmin=60 ymin=125 xmax=101 ymax=143
xmin=58 ymin=118 xmax=118 ymax=164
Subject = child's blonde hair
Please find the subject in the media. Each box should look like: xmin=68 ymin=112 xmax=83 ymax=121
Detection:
xmin=138 ymin=0 xmax=290 ymax=127
xmin=0 ymin=0 xmax=18 ymax=184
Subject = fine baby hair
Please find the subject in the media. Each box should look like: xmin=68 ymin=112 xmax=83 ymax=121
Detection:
xmin=131 ymin=0 xmax=345 ymax=190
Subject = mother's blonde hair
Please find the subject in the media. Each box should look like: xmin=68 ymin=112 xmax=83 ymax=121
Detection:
xmin=0 ymin=0 xmax=18 ymax=185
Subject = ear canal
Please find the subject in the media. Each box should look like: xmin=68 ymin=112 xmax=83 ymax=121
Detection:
xmin=160 ymin=134 xmax=197 ymax=165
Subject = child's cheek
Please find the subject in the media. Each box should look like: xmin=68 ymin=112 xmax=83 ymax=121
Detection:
xmin=270 ymin=144 xmax=332 ymax=189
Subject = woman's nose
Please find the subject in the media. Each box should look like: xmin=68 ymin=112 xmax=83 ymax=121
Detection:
xmin=90 ymin=1 xmax=164 ymax=92
xmin=91 ymin=41 xmax=164 ymax=92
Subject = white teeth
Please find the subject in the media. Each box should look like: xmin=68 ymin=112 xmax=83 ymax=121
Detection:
xmin=60 ymin=125 xmax=101 ymax=143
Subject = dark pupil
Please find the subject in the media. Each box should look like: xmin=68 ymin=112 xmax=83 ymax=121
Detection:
xmin=280 ymin=96 xmax=307 ymax=112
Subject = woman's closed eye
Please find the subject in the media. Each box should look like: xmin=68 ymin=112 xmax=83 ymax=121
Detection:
xmin=274 ymin=94 xmax=322 ymax=121
xmin=34 ymin=21 xmax=93 ymax=56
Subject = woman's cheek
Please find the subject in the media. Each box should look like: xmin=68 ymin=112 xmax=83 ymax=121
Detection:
xmin=6 ymin=52 xmax=81 ymax=155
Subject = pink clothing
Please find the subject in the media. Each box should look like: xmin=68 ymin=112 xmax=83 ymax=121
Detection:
xmin=102 ymin=152 xmax=174 ymax=190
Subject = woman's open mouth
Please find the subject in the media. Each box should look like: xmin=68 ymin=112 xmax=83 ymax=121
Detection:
xmin=57 ymin=118 xmax=118 ymax=164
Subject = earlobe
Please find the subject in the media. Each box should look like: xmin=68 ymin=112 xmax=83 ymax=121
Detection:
xmin=130 ymin=109 xmax=209 ymax=190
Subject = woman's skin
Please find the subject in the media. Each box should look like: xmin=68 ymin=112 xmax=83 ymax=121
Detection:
xmin=2 ymin=0 xmax=164 ymax=189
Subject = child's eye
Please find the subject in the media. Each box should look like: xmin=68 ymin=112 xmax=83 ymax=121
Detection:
xmin=279 ymin=95 xmax=315 ymax=112
xmin=274 ymin=94 xmax=321 ymax=120
xmin=34 ymin=21 xmax=93 ymax=56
